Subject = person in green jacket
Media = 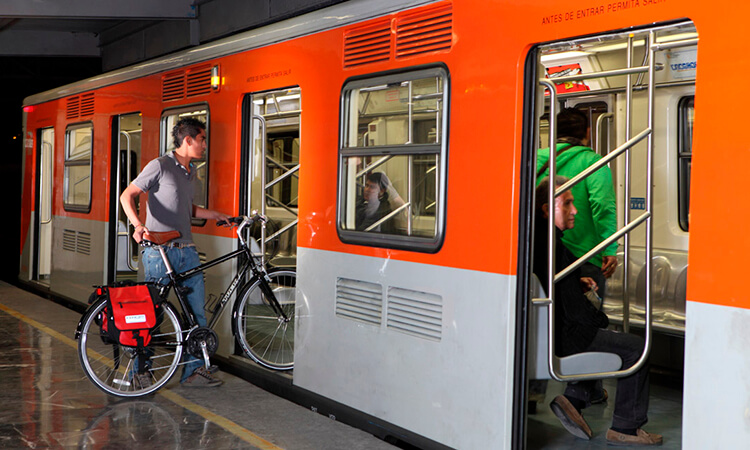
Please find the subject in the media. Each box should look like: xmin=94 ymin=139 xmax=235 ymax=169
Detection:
xmin=536 ymin=108 xmax=618 ymax=300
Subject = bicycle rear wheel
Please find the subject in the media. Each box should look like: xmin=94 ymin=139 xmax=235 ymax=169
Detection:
xmin=233 ymin=269 xmax=296 ymax=370
xmin=77 ymin=298 xmax=183 ymax=397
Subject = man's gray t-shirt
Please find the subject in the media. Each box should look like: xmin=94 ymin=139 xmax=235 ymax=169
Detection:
xmin=132 ymin=152 xmax=195 ymax=243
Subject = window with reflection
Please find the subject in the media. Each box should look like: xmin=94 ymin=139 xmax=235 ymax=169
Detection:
xmin=161 ymin=106 xmax=209 ymax=225
xmin=64 ymin=123 xmax=92 ymax=212
xmin=338 ymin=66 xmax=448 ymax=252
xmin=678 ymin=96 xmax=694 ymax=231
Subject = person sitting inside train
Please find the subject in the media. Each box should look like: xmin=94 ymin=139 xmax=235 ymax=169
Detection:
xmin=533 ymin=176 xmax=662 ymax=446
xmin=355 ymin=171 xmax=405 ymax=234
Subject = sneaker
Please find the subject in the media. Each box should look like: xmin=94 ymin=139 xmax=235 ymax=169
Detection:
xmin=606 ymin=428 xmax=663 ymax=446
xmin=133 ymin=372 xmax=152 ymax=389
xmin=591 ymin=388 xmax=609 ymax=405
xmin=549 ymin=395 xmax=592 ymax=440
xmin=181 ymin=366 xmax=223 ymax=387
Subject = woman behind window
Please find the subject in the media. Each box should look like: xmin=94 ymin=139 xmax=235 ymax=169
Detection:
xmin=355 ymin=172 xmax=405 ymax=233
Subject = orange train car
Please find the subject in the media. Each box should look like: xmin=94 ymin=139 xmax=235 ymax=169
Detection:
xmin=17 ymin=0 xmax=747 ymax=447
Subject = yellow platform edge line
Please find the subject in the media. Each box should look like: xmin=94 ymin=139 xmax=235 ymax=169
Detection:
xmin=0 ymin=301 xmax=282 ymax=450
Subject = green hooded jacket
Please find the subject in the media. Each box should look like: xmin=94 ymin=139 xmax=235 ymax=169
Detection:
xmin=536 ymin=144 xmax=617 ymax=267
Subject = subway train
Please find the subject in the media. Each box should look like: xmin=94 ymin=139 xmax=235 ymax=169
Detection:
xmin=16 ymin=0 xmax=748 ymax=447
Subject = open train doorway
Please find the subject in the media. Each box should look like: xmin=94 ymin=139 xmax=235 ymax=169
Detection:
xmin=241 ymin=87 xmax=301 ymax=268
xmin=110 ymin=113 xmax=142 ymax=282
xmin=518 ymin=21 xmax=697 ymax=448
xmin=33 ymin=127 xmax=54 ymax=285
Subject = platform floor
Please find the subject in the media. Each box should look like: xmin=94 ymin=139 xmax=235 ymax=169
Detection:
xmin=0 ymin=280 xmax=684 ymax=449
xmin=0 ymin=281 xmax=396 ymax=450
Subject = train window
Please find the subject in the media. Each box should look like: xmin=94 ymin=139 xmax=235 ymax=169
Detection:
xmin=63 ymin=123 xmax=93 ymax=212
xmin=678 ymin=96 xmax=694 ymax=231
xmin=338 ymin=66 xmax=448 ymax=252
xmin=161 ymin=106 xmax=209 ymax=226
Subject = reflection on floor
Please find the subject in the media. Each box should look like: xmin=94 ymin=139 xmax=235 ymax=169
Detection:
xmin=0 ymin=281 xmax=396 ymax=450
xmin=528 ymin=376 xmax=683 ymax=449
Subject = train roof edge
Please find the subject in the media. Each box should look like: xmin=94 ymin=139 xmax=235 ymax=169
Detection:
xmin=22 ymin=0 xmax=438 ymax=107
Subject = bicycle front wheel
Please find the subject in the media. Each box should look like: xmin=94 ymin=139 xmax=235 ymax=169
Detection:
xmin=77 ymin=298 xmax=183 ymax=397
xmin=233 ymin=269 xmax=296 ymax=370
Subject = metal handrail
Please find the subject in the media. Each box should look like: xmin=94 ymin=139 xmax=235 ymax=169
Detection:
xmin=364 ymin=201 xmax=410 ymax=232
xmin=265 ymin=162 xmax=299 ymax=190
xmin=40 ymin=142 xmax=53 ymax=225
xmin=555 ymin=128 xmax=651 ymax=196
xmin=555 ymin=211 xmax=650 ymax=282
xmin=254 ymin=112 xmax=299 ymax=264
xmin=254 ymin=114 xmax=268 ymax=265
xmin=356 ymin=155 xmax=392 ymax=178
xmin=535 ymin=27 xmax=661 ymax=380
xmin=595 ymin=112 xmax=614 ymax=156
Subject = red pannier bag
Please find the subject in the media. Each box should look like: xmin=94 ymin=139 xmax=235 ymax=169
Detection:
xmin=105 ymin=284 xmax=161 ymax=347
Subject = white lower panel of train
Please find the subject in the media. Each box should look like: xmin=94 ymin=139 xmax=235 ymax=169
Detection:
xmin=294 ymin=247 xmax=517 ymax=449
xmin=683 ymin=300 xmax=750 ymax=449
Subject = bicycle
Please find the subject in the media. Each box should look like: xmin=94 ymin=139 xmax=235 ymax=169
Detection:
xmin=75 ymin=214 xmax=296 ymax=397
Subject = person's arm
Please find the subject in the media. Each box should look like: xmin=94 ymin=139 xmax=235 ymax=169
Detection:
xmin=120 ymin=183 xmax=148 ymax=243
xmin=586 ymin=157 xmax=619 ymax=277
xmin=193 ymin=205 xmax=231 ymax=224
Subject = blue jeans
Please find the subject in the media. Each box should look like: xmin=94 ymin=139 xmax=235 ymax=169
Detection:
xmin=564 ymin=329 xmax=650 ymax=430
xmin=143 ymin=246 xmax=205 ymax=382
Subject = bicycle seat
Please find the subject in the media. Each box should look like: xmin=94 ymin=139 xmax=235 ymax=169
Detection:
xmin=143 ymin=230 xmax=181 ymax=245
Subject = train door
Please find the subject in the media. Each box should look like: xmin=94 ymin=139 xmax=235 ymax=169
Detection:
xmin=241 ymin=87 xmax=300 ymax=267
xmin=33 ymin=127 xmax=54 ymax=285
xmin=519 ymin=21 xmax=697 ymax=448
xmin=110 ymin=113 xmax=142 ymax=282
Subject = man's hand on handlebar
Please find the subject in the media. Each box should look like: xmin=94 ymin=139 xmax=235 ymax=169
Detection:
xmin=216 ymin=214 xmax=266 ymax=228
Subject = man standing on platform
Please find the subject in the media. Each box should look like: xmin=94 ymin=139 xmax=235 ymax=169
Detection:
xmin=121 ymin=117 xmax=229 ymax=387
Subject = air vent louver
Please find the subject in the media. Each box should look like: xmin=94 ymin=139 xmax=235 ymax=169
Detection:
xmin=395 ymin=4 xmax=453 ymax=59
xmin=186 ymin=65 xmax=212 ymax=97
xmin=162 ymin=71 xmax=186 ymax=101
xmin=336 ymin=278 xmax=383 ymax=325
xmin=79 ymin=93 xmax=95 ymax=116
xmin=387 ymin=287 xmax=442 ymax=341
xmin=343 ymin=3 xmax=453 ymax=69
xmin=343 ymin=20 xmax=392 ymax=69
xmin=62 ymin=229 xmax=91 ymax=255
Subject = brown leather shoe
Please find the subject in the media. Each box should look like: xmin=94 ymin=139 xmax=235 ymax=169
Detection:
xmin=606 ymin=428 xmax=663 ymax=446
xmin=549 ymin=395 xmax=592 ymax=440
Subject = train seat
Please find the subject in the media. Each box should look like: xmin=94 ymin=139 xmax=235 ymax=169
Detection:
xmin=528 ymin=274 xmax=622 ymax=380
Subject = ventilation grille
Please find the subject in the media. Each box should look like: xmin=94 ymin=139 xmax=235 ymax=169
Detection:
xmin=62 ymin=229 xmax=91 ymax=255
xmin=186 ymin=65 xmax=212 ymax=97
xmin=336 ymin=278 xmax=382 ymax=325
xmin=387 ymin=287 xmax=442 ymax=341
xmin=162 ymin=71 xmax=186 ymax=101
xmin=344 ymin=20 xmax=392 ymax=69
xmin=162 ymin=65 xmax=214 ymax=101
xmin=395 ymin=4 xmax=453 ymax=59
xmin=66 ymin=93 xmax=95 ymax=119
xmin=80 ymin=93 xmax=95 ymax=116
xmin=343 ymin=2 xmax=453 ymax=69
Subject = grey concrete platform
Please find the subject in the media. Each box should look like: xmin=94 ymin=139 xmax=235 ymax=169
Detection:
xmin=0 ymin=281 xmax=397 ymax=450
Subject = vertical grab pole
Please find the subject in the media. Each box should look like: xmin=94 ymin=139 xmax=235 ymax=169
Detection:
xmin=622 ymin=34 xmax=634 ymax=333
xmin=539 ymin=78 xmax=558 ymax=378
xmin=643 ymin=30 xmax=656 ymax=362
xmin=254 ymin=114 xmax=268 ymax=266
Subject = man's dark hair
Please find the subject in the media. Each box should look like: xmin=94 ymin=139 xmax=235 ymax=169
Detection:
xmin=556 ymin=108 xmax=589 ymax=140
xmin=172 ymin=117 xmax=206 ymax=148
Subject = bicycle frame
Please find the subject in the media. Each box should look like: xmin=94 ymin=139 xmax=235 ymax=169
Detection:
xmin=148 ymin=216 xmax=289 ymax=332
